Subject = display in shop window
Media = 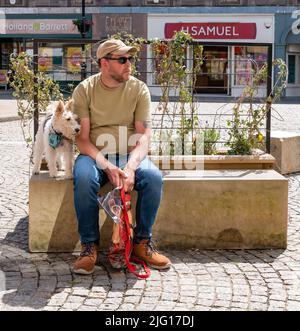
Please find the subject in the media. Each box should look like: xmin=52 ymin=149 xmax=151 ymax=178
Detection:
xmin=234 ymin=46 xmax=267 ymax=86
xmin=0 ymin=69 xmax=8 ymax=85
xmin=66 ymin=47 xmax=82 ymax=73
xmin=38 ymin=47 xmax=53 ymax=72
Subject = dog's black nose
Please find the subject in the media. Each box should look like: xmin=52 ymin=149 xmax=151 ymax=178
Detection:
xmin=75 ymin=128 xmax=80 ymax=133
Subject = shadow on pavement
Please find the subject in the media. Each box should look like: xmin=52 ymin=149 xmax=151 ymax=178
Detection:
xmin=0 ymin=216 xmax=139 ymax=310
xmin=0 ymin=215 xmax=287 ymax=310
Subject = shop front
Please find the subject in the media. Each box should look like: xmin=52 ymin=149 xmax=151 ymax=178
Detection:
xmin=147 ymin=14 xmax=274 ymax=98
xmin=275 ymin=12 xmax=300 ymax=98
xmin=0 ymin=14 xmax=92 ymax=89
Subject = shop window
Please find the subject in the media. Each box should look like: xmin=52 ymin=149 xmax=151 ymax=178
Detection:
xmin=204 ymin=49 xmax=227 ymax=81
xmin=64 ymin=46 xmax=82 ymax=74
xmin=287 ymin=54 xmax=300 ymax=85
xmin=70 ymin=0 xmax=95 ymax=5
xmin=214 ymin=0 xmax=242 ymax=5
xmin=4 ymin=0 xmax=24 ymax=5
xmin=288 ymin=55 xmax=296 ymax=84
xmin=144 ymin=0 xmax=169 ymax=5
xmin=0 ymin=43 xmax=12 ymax=70
xmin=194 ymin=46 xmax=228 ymax=94
xmin=27 ymin=0 xmax=51 ymax=6
xmin=254 ymin=0 xmax=285 ymax=5
xmin=234 ymin=46 xmax=267 ymax=86
xmin=49 ymin=0 xmax=68 ymax=6
xmin=38 ymin=47 xmax=54 ymax=72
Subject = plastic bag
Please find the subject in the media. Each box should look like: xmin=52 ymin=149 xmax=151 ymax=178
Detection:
xmin=98 ymin=187 xmax=123 ymax=224
xmin=98 ymin=187 xmax=133 ymax=268
xmin=98 ymin=188 xmax=150 ymax=278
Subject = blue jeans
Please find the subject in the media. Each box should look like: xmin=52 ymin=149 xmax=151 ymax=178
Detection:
xmin=73 ymin=154 xmax=163 ymax=245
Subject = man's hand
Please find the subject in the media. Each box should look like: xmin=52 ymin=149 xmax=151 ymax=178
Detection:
xmin=104 ymin=162 xmax=128 ymax=188
xmin=122 ymin=166 xmax=135 ymax=192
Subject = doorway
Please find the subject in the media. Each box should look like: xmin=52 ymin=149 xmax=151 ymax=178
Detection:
xmin=0 ymin=39 xmax=24 ymax=69
xmin=194 ymin=46 xmax=228 ymax=94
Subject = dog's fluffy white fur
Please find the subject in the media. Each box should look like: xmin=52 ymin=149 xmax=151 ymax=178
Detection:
xmin=32 ymin=99 xmax=80 ymax=178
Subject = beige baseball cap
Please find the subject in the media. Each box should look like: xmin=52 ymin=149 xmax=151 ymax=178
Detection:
xmin=96 ymin=39 xmax=138 ymax=60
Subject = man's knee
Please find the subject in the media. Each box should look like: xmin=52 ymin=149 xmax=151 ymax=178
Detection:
xmin=73 ymin=156 xmax=99 ymax=188
xmin=140 ymin=167 xmax=163 ymax=189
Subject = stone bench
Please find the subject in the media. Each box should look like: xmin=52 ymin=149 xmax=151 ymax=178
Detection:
xmin=271 ymin=130 xmax=300 ymax=174
xmin=29 ymin=169 xmax=288 ymax=252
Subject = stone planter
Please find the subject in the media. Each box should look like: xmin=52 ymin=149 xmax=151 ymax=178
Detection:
xmin=29 ymin=168 xmax=288 ymax=252
xmin=271 ymin=131 xmax=300 ymax=174
xmin=29 ymin=151 xmax=285 ymax=252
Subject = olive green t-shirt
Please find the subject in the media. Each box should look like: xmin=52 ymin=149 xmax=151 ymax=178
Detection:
xmin=72 ymin=73 xmax=151 ymax=154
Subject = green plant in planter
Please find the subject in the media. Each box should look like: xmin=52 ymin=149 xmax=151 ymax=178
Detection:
xmin=204 ymin=123 xmax=220 ymax=155
xmin=151 ymin=31 xmax=203 ymax=156
xmin=226 ymin=58 xmax=287 ymax=155
xmin=9 ymin=52 xmax=63 ymax=147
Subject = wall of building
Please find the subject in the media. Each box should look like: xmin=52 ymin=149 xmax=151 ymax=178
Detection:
xmin=0 ymin=0 xmax=299 ymax=7
xmin=275 ymin=10 xmax=300 ymax=96
xmin=1 ymin=3 xmax=299 ymax=97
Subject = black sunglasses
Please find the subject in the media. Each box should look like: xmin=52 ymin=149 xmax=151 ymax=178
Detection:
xmin=104 ymin=56 xmax=134 ymax=65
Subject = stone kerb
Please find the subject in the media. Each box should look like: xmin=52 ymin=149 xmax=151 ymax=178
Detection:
xmin=150 ymin=154 xmax=275 ymax=170
xmin=29 ymin=168 xmax=288 ymax=252
xmin=271 ymin=131 xmax=300 ymax=174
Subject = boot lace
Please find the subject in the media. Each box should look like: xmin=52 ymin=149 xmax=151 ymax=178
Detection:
xmin=80 ymin=243 xmax=94 ymax=257
xmin=146 ymin=240 xmax=158 ymax=256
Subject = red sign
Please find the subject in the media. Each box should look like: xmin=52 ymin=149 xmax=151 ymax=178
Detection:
xmin=165 ymin=23 xmax=257 ymax=40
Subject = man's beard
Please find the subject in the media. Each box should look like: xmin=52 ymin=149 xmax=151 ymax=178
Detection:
xmin=110 ymin=72 xmax=130 ymax=83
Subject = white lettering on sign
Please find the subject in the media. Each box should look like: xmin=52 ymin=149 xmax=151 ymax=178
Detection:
xmin=0 ymin=19 xmax=79 ymax=35
xmin=40 ymin=23 xmax=68 ymax=31
xmin=291 ymin=10 xmax=300 ymax=35
xmin=181 ymin=25 xmax=239 ymax=37
xmin=164 ymin=22 xmax=257 ymax=40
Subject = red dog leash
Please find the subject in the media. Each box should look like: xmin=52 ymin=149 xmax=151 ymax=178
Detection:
xmin=120 ymin=188 xmax=151 ymax=279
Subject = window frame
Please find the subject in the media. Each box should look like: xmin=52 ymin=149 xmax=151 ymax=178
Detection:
xmin=287 ymin=53 xmax=300 ymax=86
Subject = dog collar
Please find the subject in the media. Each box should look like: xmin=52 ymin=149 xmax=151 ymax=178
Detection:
xmin=51 ymin=125 xmax=62 ymax=137
xmin=49 ymin=132 xmax=62 ymax=149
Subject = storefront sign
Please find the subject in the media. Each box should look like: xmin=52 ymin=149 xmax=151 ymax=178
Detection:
xmin=97 ymin=14 xmax=146 ymax=39
xmin=0 ymin=19 xmax=79 ymax=35
xmin=105 ymin=16 xmax=132 ymax=34
xmin=165 ymin=23 xmax=257 ymax=39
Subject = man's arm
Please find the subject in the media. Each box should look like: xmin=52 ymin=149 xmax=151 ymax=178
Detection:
xmin=76 ymin=118 xmax=127 ymax=187
xmin=75 ymin=118 xmax=102 ymax=161
xmin=122 ymin=121 xmax=151 ymax=192
xmin=126 ymin=120 xmax=151 ymax=171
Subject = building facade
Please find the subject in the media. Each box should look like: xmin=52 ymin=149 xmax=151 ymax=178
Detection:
xmin=0 ymin=1 xmax=299 ymax=98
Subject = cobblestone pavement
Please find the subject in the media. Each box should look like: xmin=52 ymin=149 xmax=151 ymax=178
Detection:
xmin=1 ymin=106 xmax=300 ymax=311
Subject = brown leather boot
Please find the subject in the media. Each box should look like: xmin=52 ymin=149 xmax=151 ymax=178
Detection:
xmin=73 ymin=243 xmax=98 ymax=275
xmin=133 ymin=239 xmax=171 ymax=270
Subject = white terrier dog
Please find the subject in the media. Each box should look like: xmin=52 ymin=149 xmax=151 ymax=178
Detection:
xmin=32 ymin=99 xmax=80 ymax=178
